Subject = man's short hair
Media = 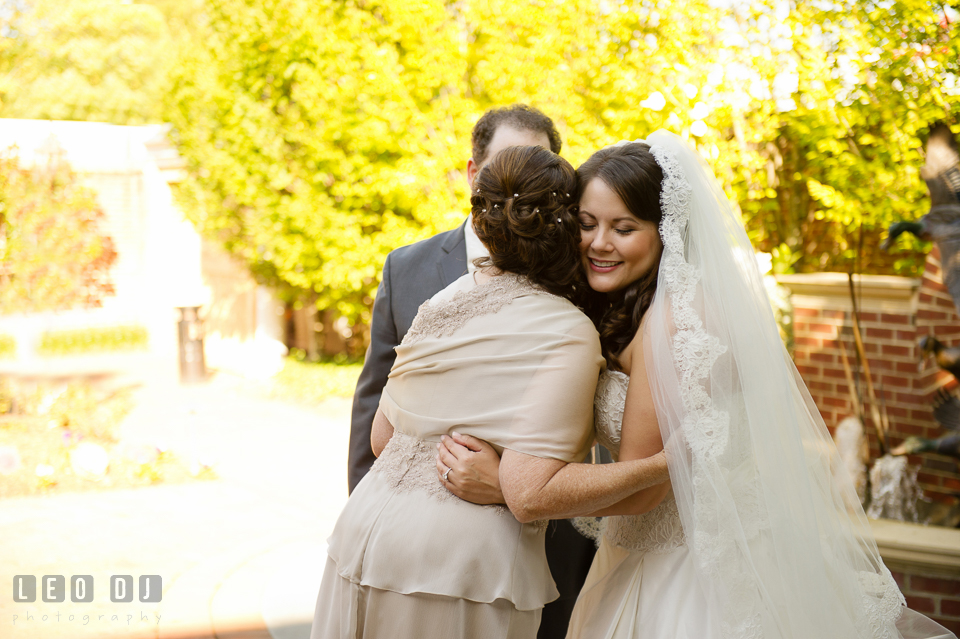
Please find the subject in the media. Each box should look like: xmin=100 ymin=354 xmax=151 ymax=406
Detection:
xmin=471 ymin=104 xmax=562 ymax=166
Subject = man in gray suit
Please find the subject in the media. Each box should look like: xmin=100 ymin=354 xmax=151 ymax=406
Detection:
xmin=347 ymin=104 xmax=595 ymax=638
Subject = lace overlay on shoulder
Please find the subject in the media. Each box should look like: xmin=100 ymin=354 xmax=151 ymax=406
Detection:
xmin=402 ymin=272 xmax=556 ymax=346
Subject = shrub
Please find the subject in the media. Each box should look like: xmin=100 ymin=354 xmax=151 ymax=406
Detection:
xmin=38 ymin=325 xmax=147 ymax=357
xmin=0 ymin=335 xmax=14 ymax=359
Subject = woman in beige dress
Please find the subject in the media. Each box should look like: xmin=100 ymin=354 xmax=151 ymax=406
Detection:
xmin=310 ymin=145 xmax=670 ymax=639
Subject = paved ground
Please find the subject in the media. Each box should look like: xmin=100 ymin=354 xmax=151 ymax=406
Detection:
xmin=0 ymin=367 xmax=351 ymax=639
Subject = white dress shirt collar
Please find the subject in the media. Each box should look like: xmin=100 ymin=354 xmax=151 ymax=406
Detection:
xmin=463 ymin=214 xmax=489 ymax=274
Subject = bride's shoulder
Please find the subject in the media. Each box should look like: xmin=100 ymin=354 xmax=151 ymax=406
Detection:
xmin=615 ymin=320 xmax=648 ymax=375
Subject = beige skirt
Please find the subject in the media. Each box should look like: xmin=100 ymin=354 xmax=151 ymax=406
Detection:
xmin=311 ymin=555 xmax=541 ymax=639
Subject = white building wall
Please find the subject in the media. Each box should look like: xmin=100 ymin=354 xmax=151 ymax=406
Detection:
xmin=0 ymin=119 xmax=285 ymax=378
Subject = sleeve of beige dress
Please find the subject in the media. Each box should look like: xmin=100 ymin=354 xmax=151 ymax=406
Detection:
xmin=496 ymin=317 xmax=603 ymax=461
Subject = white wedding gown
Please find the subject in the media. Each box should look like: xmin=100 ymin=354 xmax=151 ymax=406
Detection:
xmin=565 ymin=132 xmax=954 ymax=639
xmin=566 ymin=369 xmax=721 ymax=639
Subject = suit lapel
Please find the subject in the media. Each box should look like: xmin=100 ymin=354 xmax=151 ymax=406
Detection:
xmin=438 ymin=219 xmax=469 ymax=287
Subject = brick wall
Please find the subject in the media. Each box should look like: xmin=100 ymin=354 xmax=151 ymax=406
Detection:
xmin=780 ymin=246 xmax=960 ymax=505
xmin=781 ymin=251 xmax=960 ymax=630
xmin=891 ymin=569 xmax=960 ymax=633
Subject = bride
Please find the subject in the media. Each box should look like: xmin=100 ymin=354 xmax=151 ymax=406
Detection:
xmin=441 ymin=132 xmax=957 ymax=639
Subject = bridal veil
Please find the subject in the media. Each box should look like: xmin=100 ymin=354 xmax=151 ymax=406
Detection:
xmin=637 ymin=130 xmax=955 ymax=639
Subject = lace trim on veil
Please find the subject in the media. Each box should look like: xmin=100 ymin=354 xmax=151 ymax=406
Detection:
xmin=650 ymin=145 xmax=730 ymax=460
xmin=652 ymin=145 xmax=759 ymax=637
xmin=649 ymin=143 xmax=903 ymax=638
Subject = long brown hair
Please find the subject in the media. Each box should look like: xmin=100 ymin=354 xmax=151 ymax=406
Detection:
xmin=578 ymin=143 xmax=664 ymax=363
xmin=471 ymin=145 xmax=583 ymax=300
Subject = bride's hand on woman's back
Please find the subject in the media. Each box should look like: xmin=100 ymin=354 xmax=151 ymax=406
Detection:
xmin=436 ymin=433 xmax=506 ymax=505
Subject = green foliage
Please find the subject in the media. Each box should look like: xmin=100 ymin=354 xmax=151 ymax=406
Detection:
xmin=0 ymin=0 xmax=173 ymax=124
xmin=0 ymin=147 xmax=118 ymax=313
xmin=165 ymin=0 xmax=470 ymax=324
xmin=0 ymin=0 xmax=954 ymax=324
xmin=0 ymin=335 xmax=14 ymax=359
xmin=270 ymin=357 xmax=363 ymax=405
xmin=165 ymin=0 xmax=958 ymax=330
xmin=739 ymin=0 xmax=960 ymax=276
xmin=141 ymin=0 xmax=206 ymax=36
xmin=38 ymin=326 xmax=148 ymax=357
xmin=3 ymin=0 xmax=954 ymax=328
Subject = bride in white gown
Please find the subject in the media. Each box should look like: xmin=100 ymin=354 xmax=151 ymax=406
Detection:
xmin=564 ymin=135 xmax=719 ymax=638
xmin=442 ymin=132 xmax=957 ymax=639
xmin=562 ymin=136 xmax=714 ymax=638
xmin=568 ymin=366 xmax=714 ymax=638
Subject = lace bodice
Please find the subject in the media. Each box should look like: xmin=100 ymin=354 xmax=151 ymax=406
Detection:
xmin=593 ymin=369 xmax=626 ymax=455
xmin=591 ymin=370 xmax=686 ymax=555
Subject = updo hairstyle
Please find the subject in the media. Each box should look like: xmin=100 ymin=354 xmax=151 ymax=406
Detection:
xmin=578 ymin=142 xmax=664 ymax=362
xmin=471 ymin=145 xmax=583 ymax=300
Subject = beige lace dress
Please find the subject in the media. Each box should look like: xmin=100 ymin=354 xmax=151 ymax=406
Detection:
xmin=310 ymin=272 xmax=605 ymax=639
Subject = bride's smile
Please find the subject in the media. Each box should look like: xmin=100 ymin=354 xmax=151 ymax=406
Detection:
xmin=578 ymin=177 xmax=662 ymax=293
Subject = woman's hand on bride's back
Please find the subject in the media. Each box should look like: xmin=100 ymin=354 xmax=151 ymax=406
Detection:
xmin=436 ymin=433 xmax=505 ymax=505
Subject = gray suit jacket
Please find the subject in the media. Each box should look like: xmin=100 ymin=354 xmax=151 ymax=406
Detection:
xmin=348 ymin=222 xmax=468 ymax=492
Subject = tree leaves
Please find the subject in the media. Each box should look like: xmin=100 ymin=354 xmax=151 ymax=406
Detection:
xmin=0 ymin=0 xmax=172 ymax=124
xmin=0 ymin=148 xmax=117 ymax=313
xmin=9 ymin=0 xmax=947 ymax=325
xmin=165 ymin=0 xmax=469 ymax=321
